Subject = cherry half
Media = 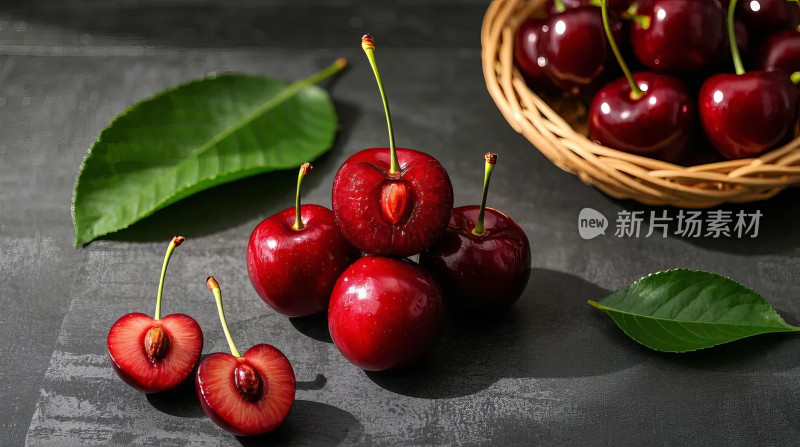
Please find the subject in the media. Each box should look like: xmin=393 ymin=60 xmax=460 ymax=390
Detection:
xmin=630 ymin=0 xmax=726 ymax=74
xmin=420 ymin=154 xmax=531 ymax=313
xmin=328 ymin=256 xmax=446 ymax=371
xmin=332 ymin=35 xmax=453 ymax=257
xmin=538 ymin=5 xmax=622 ymax=96
xmin=698 ymin=0 xmax=799 ymax=159
xmin=588 ymin=0 xmax=694 ymax=161
xmin=107 ymin=236 xmax=203 ymax=393
xmin=196 ymin=277 xmax=296 ymax=437
xmin=247 ymin=163 xmax=359 ymax=317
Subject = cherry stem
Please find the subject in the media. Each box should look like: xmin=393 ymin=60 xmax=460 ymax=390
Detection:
xmin=791 ymin=72 xmax=800 ymax=86
xmin=206 ymin=276 xmax=241 ymax=358
xmin=362 ymin=34 xmax=399 ymax=175
xmin=154 ymin=236 xmax=184 ymax=321
xmin=292 ymin=162 xmax=312 ymax=230
xmin=552 ymin=0 xmax=566 ymax=12
xmin=728 ymin=0 xmax=745 ymax=75
xmin=601 ymin=0 xmax=643 ymax=100
xmin=472 ymin=153 xmax=497 ymax=236
xmin=290 ymin=58 xmax=347 ymax=96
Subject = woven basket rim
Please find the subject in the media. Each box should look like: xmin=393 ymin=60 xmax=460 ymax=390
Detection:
xmin=481 ymin=0 xmax=800 ymax=208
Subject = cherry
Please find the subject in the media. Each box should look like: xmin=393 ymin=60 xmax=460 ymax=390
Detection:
xmin=588 ymin=0 xmax=694 ymax=161
xmin=545 ymin=0 xmax=631 ymax=16
xmin=420 ymin=154 xmax=531 ymax=313
xmin=515 ymin=18 xmax=552 ymax=90
xmin=735 ymin=0 xmax=800 ymax=35
xmin=698 ymin=0 xmax=799 ymax=159
xmin=630 ymin=0 xmax=726 ymax=74
xmin=107 ymin=236 xmax=203 ymax=393
xmin=328 ymin=256 xmax=446 ymax=371
xmin=537 ymin=5 xmax=623 ymax=96
xmin=247 ymin=163 xmax=359 ymax=317
xmin=755 ymin=30 xmax=800 ymax=78
xmin=331 ymin=35 xmax=453 ymax=256
xmin=196 ymin=277 xmax=296 ymax=436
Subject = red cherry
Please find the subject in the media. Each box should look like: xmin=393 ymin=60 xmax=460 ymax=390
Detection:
xmin=537 ymin=6 xmax=622 ymax=96
xmin=589 ymin=73 xmax=694 ymax=161
xmin=736 ymin=0 xmax=800 ymax=34
xmin=420 ymin=154 xmax=531 ymax=313
xmin=631 ymin=0 xmax=726 ymax=74
xmin=247 ymin=163 xmax=359 ymax=317
xmin=196 ymin=277 xmax=296 ymax=436
xmin=331 ymin=35 xmax=453 ymax=256
xmin=107 ymin=236 xmax=203 ymax=393
xmin=328 ymin=256 xmax=446 ymax=371
xmin=698 ymin=0 xmax=799 ymax=159
xmin=755 ymin=30 xmax=800 ymax=75
xmin=514 ymin=18 xmax=552 ymax=89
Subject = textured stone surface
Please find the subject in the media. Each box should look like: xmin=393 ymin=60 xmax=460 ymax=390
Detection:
xmin=1 ymin=1 xmax=800 ymax=445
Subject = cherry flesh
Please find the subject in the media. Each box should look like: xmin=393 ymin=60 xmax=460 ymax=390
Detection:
xmin=247 ymin=163 xmax=359 ymax=317
xmin=328 ymin=256 xmax=446 ymax=371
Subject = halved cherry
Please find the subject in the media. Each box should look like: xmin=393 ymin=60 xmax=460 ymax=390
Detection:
xmin=196 ymin=277 xmax=296 ymax=436
xmin=107 ymin=236 xmax=203 ymax=393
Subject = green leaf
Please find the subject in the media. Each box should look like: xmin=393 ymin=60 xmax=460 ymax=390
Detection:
xmin=589 ymin=269 xmax=799 ymax=352
xmin=72 ymin=60 xmax=346 ymax=245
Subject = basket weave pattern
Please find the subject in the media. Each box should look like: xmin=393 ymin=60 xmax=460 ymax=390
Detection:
xmin=481 ymin=0 xmax=800 ymax=207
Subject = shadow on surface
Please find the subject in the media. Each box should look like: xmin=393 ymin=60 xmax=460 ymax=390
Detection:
xmin=367 ymin=268 xmax=645 ymax=399
xmin=236 ymin=400 xmax=363 ymax=446
xmin=290 ymin=314 xmax=333 ymax=344
xmin=97 ymin=101 xmax=360 ymax=243
xmin=146 ymin=372 xmax=205 ymax=418
xmin=296 ymin=374 xmax=327 ymax=391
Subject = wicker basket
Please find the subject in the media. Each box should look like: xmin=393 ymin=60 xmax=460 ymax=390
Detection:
xmin=481 ymin=0 xmax=800 ymax=208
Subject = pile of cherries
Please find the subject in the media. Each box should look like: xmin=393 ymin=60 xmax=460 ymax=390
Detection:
xmin=107 ymin=34 xmax=532 ymax=437
xmin=515 ymin=0 xmax=800 ymax=161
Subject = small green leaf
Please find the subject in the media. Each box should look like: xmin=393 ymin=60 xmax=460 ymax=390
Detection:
xmin=589 ymin=269 xmax=799 ymax=352
xmin=73 ymin=60 xmax=345 ymax=245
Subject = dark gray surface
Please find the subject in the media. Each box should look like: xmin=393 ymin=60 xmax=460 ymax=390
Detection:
xmin=1 ymin=1 xmax=799 ymax=445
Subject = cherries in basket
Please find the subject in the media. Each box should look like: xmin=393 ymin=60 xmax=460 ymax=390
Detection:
xmin=514 ymin=0 xmax=800 ymax=161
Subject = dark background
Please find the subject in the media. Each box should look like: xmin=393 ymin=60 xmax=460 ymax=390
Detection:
xmin=2 ymin=0 xmax=799 ymax=445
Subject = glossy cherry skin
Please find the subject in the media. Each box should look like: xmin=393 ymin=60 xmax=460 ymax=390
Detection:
xmin=588 ymin=72 xmax=694 ymax=161
xmin=755 ymin=31 xmax=800 ymax=75
xmin=515 ymin=18 xmax=551 ymax=90
xmin=196 ymin=344 xmax=295 ymax=436
xmin=699 ymin=71 xmax=798 ymax=159
xmin=328 ymin=256 xmax=446 ymax=371
xmin=332 ymin=148 xmax=453 ymax=257
xmin=247 ymin=204 xmax=360 ymax=317
xmin=537 ymin=6 xmax=622 ymax=96
xmin=419 ymin=206 xmax=531 ymax=314
xmin=736 ymin=0 xmax=800 ymax=34
xmin=107 ymin=313 xmax=203 ymax=393
xmin=631 ymin=0 xmax=725 ymax=74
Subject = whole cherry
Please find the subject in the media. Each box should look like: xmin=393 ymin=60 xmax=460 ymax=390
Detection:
xmin=515 ymin=18 xmax=552 ymax=90
xmin=588 ymin=0 xmax=694 ymax=161
xmin=735 ymin=0 xmax=800 ymax=35
xmin=420 ymin=153 xmax=531 ymax=313
xmin=247 ymin=163 xmax=359 ymax=317
xmin=328 ymin=256 xmax=446 ymax=371
xmin=698 ymin=0 xmax=799 ymax=159
xmin=537 ymin=4 xmax=623 ymax=96
xmin=107 ymin=236 xmax=203 ymax=393
xmin=196 ymin=277 xmax=296 ymax=436
xmin=755 ymin=30 xmax=800 ymax=78
xmin=332 ymin=35 xmax=453 ymax=256
xmin=630 ymin=0 xmax=726 ymax=74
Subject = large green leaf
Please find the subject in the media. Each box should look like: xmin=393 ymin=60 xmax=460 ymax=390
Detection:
xmin=589 ymin=269 xmax=799 ymax=352
xmin=72 ymin=60 xmax=345 ymax=245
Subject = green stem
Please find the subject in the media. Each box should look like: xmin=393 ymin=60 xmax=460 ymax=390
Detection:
xmin=791 ymin=72 xmax=800 ymax=86
xmin=206 ymin=277 xmax=241 ymax=358
xmin=294 ymin=57 xmax=348 ymax=92
xmin=292 ymin=163 xmax=312 ymax=230
xmin=552 ymin=0 xmax=566 ymax=13
xmin=728 ymin=0 xmax=744 ymax=75
xmin=154 ymin=236 xmax=184 ymax=320
xmin=602 ymin=0 xmax=643 ymax=99
xmin=472 ymin=153 xmax=497 ymax=236
xmin=362 ymin=34 xmax=399 ymax=175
